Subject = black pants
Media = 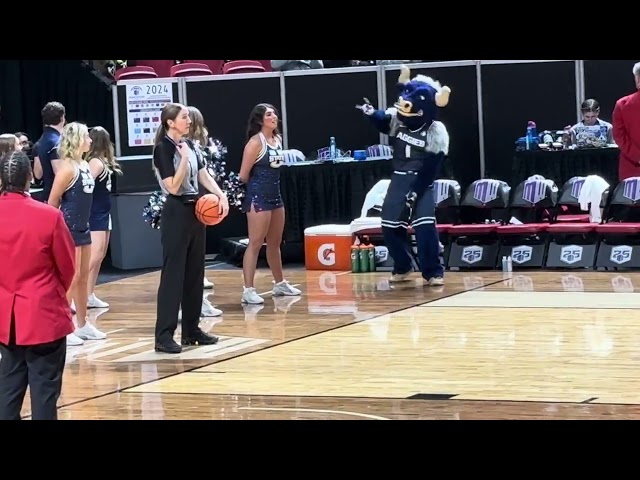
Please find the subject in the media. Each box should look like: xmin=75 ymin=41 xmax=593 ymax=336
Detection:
xmin=156 ymin=195 xmax=205 ymax=342
xmin=0 ymin=334 xmax=66 ymax=420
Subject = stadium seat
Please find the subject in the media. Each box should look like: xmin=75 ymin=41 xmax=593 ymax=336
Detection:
xmin=134 ymin=60 xmax=174 ymax=78
xmin=496 ymin=176 xmax=558 ymax=268
xmin=447 ymin=179 xmax=510 ymax=269
xmin=171 ymin=63 xmax=213 ymax=77
xmin=595 ymin=177 xmax=640 ymax=269
xmin=433 ymin=179 xmax=461 ymax=267
xmin=114 ymin=66 xmax=157 ymax=81
xmin=552 ymin=176 xmax=590 ymax=223
xmin=544 ymin=181 xmax=609 ymax=269
xmin=184 ymin=60 xmax=224 ymax=75
xmin=223 ymin=60 xmax=266 ymax=75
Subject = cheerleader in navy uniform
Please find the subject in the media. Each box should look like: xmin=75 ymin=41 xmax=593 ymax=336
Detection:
xmin=48 ymin=122 xmax=107 ymax=345
xmin=86 ymin=126 xmax=121 ymax=310
xmin=239 ymin=103 xmax=301 ymax=305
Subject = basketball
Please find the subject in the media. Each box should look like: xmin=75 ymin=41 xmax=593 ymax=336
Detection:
xmin=196 ymin=194 xmax=224 ymax=226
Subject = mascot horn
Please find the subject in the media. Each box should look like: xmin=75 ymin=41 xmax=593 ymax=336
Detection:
xmin=357 ymin=65 xmax=451 ymax=286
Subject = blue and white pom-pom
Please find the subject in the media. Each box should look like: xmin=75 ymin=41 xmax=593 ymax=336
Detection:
xmin=204 ymin=137 xmax=245 ymax=211
xmin=142 ymin=191 xmax=166 ymax=230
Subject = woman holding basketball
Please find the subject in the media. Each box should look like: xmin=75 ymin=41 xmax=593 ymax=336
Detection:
xmin=152 ymin=103 xmax=229 ymax=354
xmin=239 ymin=103 xmax=301 ymax=305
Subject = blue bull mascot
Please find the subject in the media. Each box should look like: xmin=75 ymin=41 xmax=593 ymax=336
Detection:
xmin=358 ymin=65 xmax=451 ymax=285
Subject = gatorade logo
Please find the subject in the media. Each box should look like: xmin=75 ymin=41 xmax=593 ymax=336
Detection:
xmin=318 ymin=243 xmax=336 ymax=266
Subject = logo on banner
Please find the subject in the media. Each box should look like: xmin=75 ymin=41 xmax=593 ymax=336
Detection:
xmin=511 ymin=245 xmax=533 ymax=264
xmin=522 ymin=180 xmax=546 ymax=205
xmin=560 ymin=245 xmax=583 ymax=264
xmin=623 ymin=178 xmax=640 ymax=202
xmin=317 ymin=243 xmax=336 ymax=266
xmin=461 ymin=246 xmax=483 ymax=264
xmin=473 ymin=180 xmax=500 ymax=204
xmin=610 ymin=245 xmax=632 ymax=265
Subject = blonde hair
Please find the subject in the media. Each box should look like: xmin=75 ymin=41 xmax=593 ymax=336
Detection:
xmin=187 ymin=106 xmax=209 ymax=146
xmin=0 ymin=134 xmax=18 ymax=157
xmin=58 ymin=122 xmax=89 ymax=162
xmin=87 ymin=126 xmax=122 ymax=175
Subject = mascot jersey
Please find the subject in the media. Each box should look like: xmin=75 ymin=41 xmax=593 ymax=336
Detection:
xmin=387 ymin=115 xmax=448 ymax=196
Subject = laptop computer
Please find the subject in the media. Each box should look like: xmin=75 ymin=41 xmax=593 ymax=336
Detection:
xmin=574 ymin=125 xmax=608 ymax=148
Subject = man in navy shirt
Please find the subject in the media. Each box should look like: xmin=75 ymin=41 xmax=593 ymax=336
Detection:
xmin=33 ymin=102 xmax=66 ymax=202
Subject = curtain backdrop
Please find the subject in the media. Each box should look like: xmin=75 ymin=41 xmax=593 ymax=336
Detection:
xmin=0 ymin=60 xmax=113 ymax=140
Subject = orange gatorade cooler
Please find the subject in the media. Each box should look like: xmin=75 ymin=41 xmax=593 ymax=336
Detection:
xmin=304 ymin=224 xmax=353 ymax=271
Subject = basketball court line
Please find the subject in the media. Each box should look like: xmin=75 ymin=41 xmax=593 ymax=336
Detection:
xmin=420 ymin=290 xmax=640 ymax=309
xmin=49 ymin=276 xmax=506 ymax=415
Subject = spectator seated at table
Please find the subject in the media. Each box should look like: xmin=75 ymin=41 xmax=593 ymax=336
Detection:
xmin=570 ymin=98 xmax=614 ymax=148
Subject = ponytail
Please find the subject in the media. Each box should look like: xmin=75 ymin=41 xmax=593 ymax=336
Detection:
xmin=154 ymin=123 xmax=167 ymax=146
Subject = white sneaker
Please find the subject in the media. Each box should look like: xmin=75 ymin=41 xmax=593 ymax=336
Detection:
xmin=241 ymin=287 xmax=264 ymax=304
xmin=203 ymin=277 xmax=214 ymax=289
xmin=66 ymin=332 xmax=84 ymax=346
xmin=389 ymin=272 xmax=412 ymax=283
xmin=75 ymin=321 xmax=107 ymax=340
xmin=272 ymin=280 xmax=301 ymax=296
xmin=427 ymin=277 xmax=444 ymax=286
xmin=87 ymin=293 xmax=109 ymax=308
xmin=201 ymin=297 xmax=222 ymax=317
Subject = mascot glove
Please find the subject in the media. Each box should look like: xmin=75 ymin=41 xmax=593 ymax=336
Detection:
xmin=359 ymin=104 xmax=375 ymax=116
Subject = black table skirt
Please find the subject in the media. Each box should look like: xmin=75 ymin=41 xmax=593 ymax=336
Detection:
xmin=512 ymin=147 xmax=620 ymax=189
xmin=280 ymin=159 xmax=393 ymax=244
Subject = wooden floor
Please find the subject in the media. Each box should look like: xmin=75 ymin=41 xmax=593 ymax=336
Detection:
xmin=15 ymin=266 xmax=640 ymax=420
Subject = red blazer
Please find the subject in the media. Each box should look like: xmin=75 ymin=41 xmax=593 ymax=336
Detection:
xmin=0 ymin=192 xmax=76 ymax=345
xmin=612 ymin=91 xmax=640 ymax=181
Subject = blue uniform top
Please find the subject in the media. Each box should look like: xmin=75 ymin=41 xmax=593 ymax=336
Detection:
xmin=61 ymin=161 xmax=95 ymax=233
xmin=91 ymin=163 xmax=112 ymax=216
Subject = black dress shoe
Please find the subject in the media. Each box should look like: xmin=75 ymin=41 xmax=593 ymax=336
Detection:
xmin=155 ymin=339 xmax=182 ymax=354
xmin=181 ymin=330 xmax=219 ymax=346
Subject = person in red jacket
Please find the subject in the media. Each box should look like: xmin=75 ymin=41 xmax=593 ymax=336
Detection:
xmin=612 ymin=62 xmax=640 ymax=181
xmin=0 ymin=150 xmax=76 ymax=420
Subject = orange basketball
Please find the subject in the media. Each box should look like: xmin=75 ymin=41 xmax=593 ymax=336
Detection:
xmin=196 ymin=194 xmax=224 ymax=226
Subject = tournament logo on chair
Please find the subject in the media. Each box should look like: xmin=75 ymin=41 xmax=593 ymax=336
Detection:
xmin=610 ymin=245 xmax=632 ymax=265
xmin=570 ymin=179 xmax=585 ymax=199
xmin=623 ymin=178 xmax=640 ymax=203
xmin=511 ymin=245 xmax=532 ymax=264
xmin=461 ymin=246 xmax=483 ymax=264
xmin=560 ymin=245 xmax=583 ymax=264
xmin=522 ymin=180 xmax=546 ymax=204
xmin=473 ymin=180 xmax=500 ymax=204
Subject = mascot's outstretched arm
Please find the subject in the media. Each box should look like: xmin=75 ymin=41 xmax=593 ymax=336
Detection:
xmin=357 ymin=100 xmax=395 ymax=135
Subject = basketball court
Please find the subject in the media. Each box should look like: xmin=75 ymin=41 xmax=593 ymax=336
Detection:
xmin=18 ymin=267 xmax=640 ymax=420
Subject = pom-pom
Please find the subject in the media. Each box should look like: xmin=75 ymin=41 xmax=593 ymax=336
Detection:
xmin=202 ymin=137 xmax=245 ymax=212
xmin=203 ymin=138 xmax=228 ymax=183
xmin=223 ymin=171 xmax=246 ymax=211
xmin=142 ymin=191 xmax=166 ymax=229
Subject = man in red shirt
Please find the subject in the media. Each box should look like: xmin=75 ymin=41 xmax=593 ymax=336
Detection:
xmin=612 ymin=62 xmax=640 ymax=180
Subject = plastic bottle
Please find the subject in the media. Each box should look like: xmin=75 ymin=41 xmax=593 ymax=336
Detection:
xmin=351 ymin=243 xmax=360 ymax=273
xmin=507 ymin=256 xmax=513 ymax=272
xmin=367 ymin=244 xmax=376 ymax=272
xmin=359 ymin=245 xmax=369 ymax=273
xmin=329 ymin=136 xmax=337 ymax=160
xmin=502 ymin=256 xmax=508 ymax=272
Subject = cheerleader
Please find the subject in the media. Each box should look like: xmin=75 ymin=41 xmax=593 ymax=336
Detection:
xmin=184 ymin=105 xmax=224 ymax=317
xmin=238 ymin=103 xmax=301 ymax=304
xmin=48 ymin=122 xmax=107 ymax=346
xmin=86 ymin=126 xmax=121 ymax=309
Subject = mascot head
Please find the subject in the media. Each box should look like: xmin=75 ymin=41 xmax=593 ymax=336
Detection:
xmin=393 ymin=65 xmax=451 ymax=130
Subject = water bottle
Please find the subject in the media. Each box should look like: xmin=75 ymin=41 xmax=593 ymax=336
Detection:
xmin=351 ymin=244 xmax=360 ymax=273
xmin=507 ymin=256 xmax=513 ymax=272
xmin=329 ymin=136 xmax=337 ymax=160
xmin=502 ymin=256 xmax=508 ymax=272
